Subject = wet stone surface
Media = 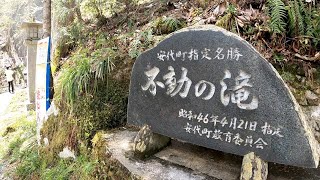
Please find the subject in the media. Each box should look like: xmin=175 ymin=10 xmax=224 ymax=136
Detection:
xmin=127 ymin=25 xmax=319 ymax=168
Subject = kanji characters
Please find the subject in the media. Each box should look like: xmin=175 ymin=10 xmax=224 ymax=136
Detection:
xmin=141 ymin=66 xmax=258 ymax=111
xmin=214 ymin=47 xmax=225 ymax=60
xmin=201 ymin=48 xmax=212 ymax=60
xmin=182 ymin=120 xmax=273 ymax=150
xmin=188 ymin=49 xmax=199 ymax=60
xmin=157 ymin=50 xmax=168 ymax=61
xmin=178 ymin=109 xmax=188 ymax=118
xmin=141 ymin=67 xmax=164 ymax=96
xmin=212 ymin=129 xmax=223 ymax=140
xmin=201 ymin=128 xmax=213 ymax=138
xmin=227 ymin=48 xmax=243 ymax=61
xmin=233 ymin=133 xmax=244 ymax=145
xmin=220 ymin=69 xmax=258 ymax=110
xmin=194 ymin=80 xmax=215 ymax=100
xmin=163 ymin=66 xmax=177 ymax=95
xmin=261 ymin=122 xmax=284 ymax=137
xmin=184 ymin=123 xmax=193 ymax=133
xmin=254 ymin=138 xmax=268 ymax=149
xmin=244 ymin=136 xmax=253 ymax=147
xmin=224 ymin=132 xmax=233 ymax=142
xmin=164 ymin=67 xmax=192 ymax=98
xmin=156 ymin=47 xmax=243 ymax=61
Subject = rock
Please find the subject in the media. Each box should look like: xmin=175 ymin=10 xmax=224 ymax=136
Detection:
xmin=43 ymin=137 xmax=49 ymax=146
xmin=315 ymin=88 xmax=320 ymax=95
xmin=19 ymin=136 xmax=37 ymax=153
xmin=58 ymin=147 xmax=76 ymax=160
xmin=240 ymin=152 xmax=268 ymax=180
xmin=128 ymin=25 xmax=319 ymax=168
xmin=2 ymin=126 xmax=15 ymax=137
xmin=306 ymin=90 xmax=320 ymax=106
xmin=133 ymin=125 xmax=170 ymax=158
xmin=303 ymin=106 xmax=320 ymax=143
xmin=288 ymin=85 xmax=308 ymax=106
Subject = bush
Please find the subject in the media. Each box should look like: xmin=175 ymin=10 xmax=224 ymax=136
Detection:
xmin=152 ymin=16 xmax=186 ymax=35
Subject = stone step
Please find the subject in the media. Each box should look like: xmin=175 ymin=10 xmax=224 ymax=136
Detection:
xmin=103 ymin=128 xmax=320 ymax=180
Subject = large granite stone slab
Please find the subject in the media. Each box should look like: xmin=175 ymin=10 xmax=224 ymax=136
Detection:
xmin=127 ymin=25 xmax=319 ymax=168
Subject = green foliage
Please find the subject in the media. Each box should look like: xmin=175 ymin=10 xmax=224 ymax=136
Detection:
xmin=215 ymin=4 xmax=238 ymax=33
xmin=54 ymin=0 xmax=75 ymax=25
xmin=280 ymin=71 xmax=296 ymax=83
xmin=267 ymin=0 xmax=287 ymax=34
xmin=15 ymin=147 xmax=42 ymax=179
xmin=288 ymin=0 xmax=305 ymax=36
xmin=129 ymin=29 xmax=154 ymax=58
xmin=91 ymin=48 xmax=116 ymax=80
xmin=57 ymin=50 xmax=91 ymax=107
xmin=267 ymin=0 xmax=319 ymax=47
xmin=15 ymin=145 xmax=97 ymax=179
xmin=62 ymin=21 xmax=87 ymax=46
xmin=52 ymin=21 xmax=89 ymax=74
xmin=7 ymin=137 xmax=24 ymax=156
xmin=215 ymin=12 xmax=235 ymax=32
xmin=42 ymin=160 xmax=74 ymax=180
xmin=152 ymin=16 xmax=186 ymax=35
xmin=288 ymin=0 xmax=320 ymax=46
xmin=73 ymin=79 xmax=128 ymax=142
xmin=311 ymin=11 xmax=320 ymax=46
xmin=57 ymin=47 xmax=115 ymax=108
xmin=81 ymin=0 xmax=124 ymax=21
xmin=226 ymin=4 xmax=237 ymax=15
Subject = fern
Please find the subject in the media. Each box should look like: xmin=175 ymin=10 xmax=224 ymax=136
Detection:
xmin=152 ymin=16 xmax=185 ymax=35
xmin=267 ymin=0 xmax=287 ymax=34
xmin=288 ymin=0 xmax=318 ymax=37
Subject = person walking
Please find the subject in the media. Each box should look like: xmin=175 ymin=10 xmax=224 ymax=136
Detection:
xmin=5 ymin=67 xmax=14 ymax=93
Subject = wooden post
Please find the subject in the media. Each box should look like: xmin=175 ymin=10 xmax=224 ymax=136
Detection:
xmin=240 ymin=152 xmax=268 ymax=180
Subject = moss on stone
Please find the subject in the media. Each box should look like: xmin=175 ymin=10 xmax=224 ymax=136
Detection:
xmin=91 ymin=131 xmax=140 ymax=179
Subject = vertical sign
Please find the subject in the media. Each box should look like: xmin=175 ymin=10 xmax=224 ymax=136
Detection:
xmin=35 ymin=37 xmax=51 ymax=145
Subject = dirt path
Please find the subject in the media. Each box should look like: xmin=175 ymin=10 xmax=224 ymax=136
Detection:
xmin=0 ymin=89 xmax=29 ymax=179
xmin=0 ymin=91 xmax=14 ymax=180
xmin=0 ymin=92 xmax=14 ymax=116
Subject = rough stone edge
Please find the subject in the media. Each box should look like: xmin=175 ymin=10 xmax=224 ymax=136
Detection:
xmin=129 ymin=25 xmax=320 ymax=167
xmin=145 ymin=25 xmax=251 ymax=53
xmin=269 ymin=65 xmax=320 ymax=168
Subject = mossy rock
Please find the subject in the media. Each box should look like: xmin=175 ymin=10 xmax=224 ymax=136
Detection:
xmin=2 ymin=126 xmax=16 ymax=137
xmin=133 ymin=125 xmax=171 ymax=159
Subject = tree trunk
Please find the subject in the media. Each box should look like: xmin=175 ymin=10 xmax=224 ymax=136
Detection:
xmin=43 ymin=0 xmax=51 ymax=37
xmin=70 ymin=0 xmax=84 ymax=23
xmin=43 ymin=0 xmax=54 ymax=100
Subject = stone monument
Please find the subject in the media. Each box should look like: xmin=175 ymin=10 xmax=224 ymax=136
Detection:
xmin=127 ymin=25 xmax=319 ymax=168
xmin=22 ymin=20 xmax=43 ymax=110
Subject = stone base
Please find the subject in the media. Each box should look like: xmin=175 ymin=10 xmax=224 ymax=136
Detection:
xmin=133 ymin=125 xmax=171 ymax=158
xmin=26 ymin=102 xmax=35 ymax=111
xmin=103 ymin=128 xmax=320 ymax=180
xmin=240 ymin=152 xmax=268 ymax=180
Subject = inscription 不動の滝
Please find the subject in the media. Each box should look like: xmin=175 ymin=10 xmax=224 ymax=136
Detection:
xmin=142 ymin=48 xmax=258 ymax=110
xmin=128 ymin=26 xmax=319 ymax=168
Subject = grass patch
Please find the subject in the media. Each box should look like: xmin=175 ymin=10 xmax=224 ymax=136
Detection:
xmin=0 ymin=90 xmax=37 ymax=179
xmin=14 ymin=144 xmax=99 ymax=179
xmin=5 ymin=91 xmax=27 ymax=113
